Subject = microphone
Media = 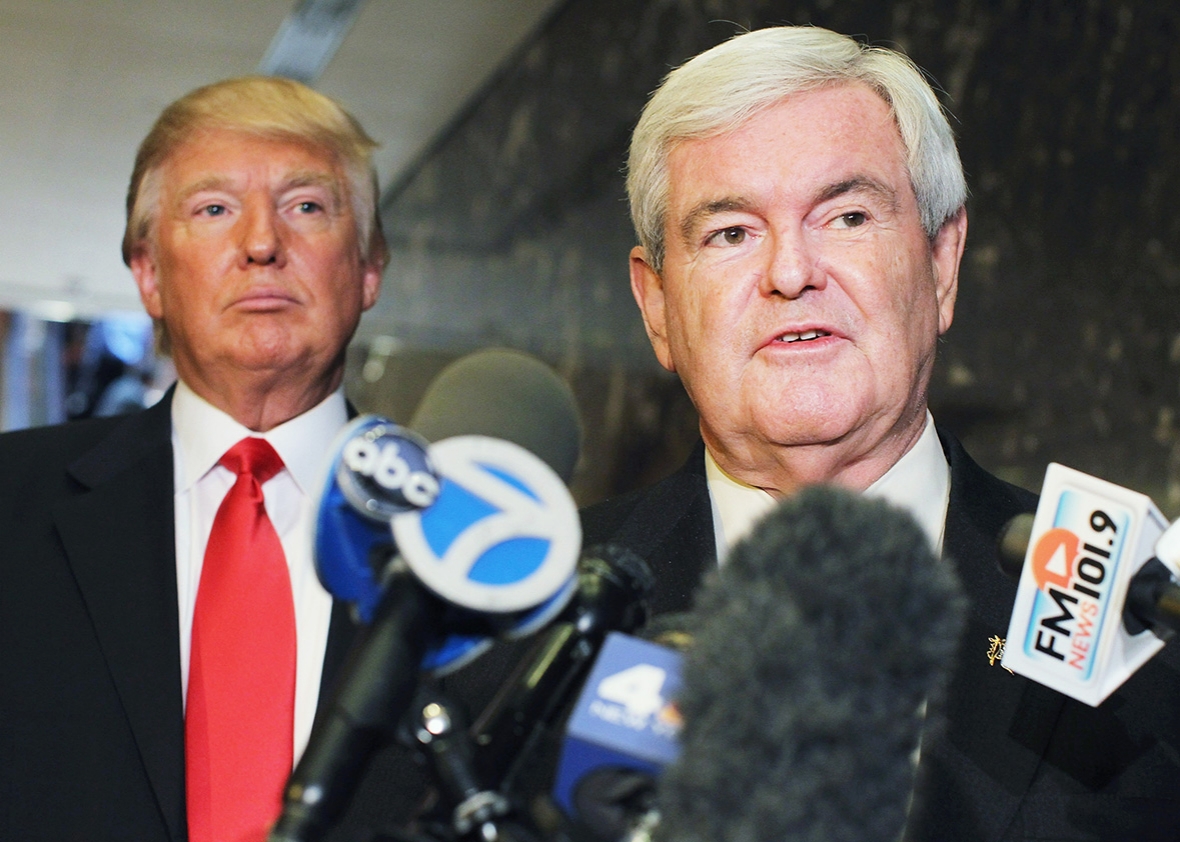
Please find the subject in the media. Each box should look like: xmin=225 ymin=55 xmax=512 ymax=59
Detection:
xmin=652 ymin=486 xmax=965 ymax=842
xmin=273 ymin=361 xmax=584 ymax=841
xmin=269 ymin=560 xmax=444 ymax=842
xmin=312 ymin=347 xmax=583 ymax=659
xmin=274 ymin=438 xmax=580 ymax=841
xmin=394 ymin=432 xmax=583 ymax=673
xmin=314 ymin=417 xmax=440 ymax=623
xmin=996 ymin=462 xmax=1180 ymax=706
xmin=551 ymin=630 xmax=682 ymax=840
xmin=410 ymin=347 xmax=582 ymax=485
xmin=469 ymin=545 xmax=654 ymax=792
xmin=396 ymin=546 xmax=653 ymax=842
xmin=402 ymin=347 xmax=585 ymax=667
xmin=547 ymin=613 xmax=693 ymax=839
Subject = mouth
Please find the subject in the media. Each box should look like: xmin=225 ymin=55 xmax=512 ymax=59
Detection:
xmin=773 ymin=329 xmax=832 ymax=344
xmin=233 ymin=289 xmax=300 ymax=310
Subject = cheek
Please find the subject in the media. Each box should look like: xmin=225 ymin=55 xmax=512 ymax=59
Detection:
xmin=854 ymin=249 xmax=937 ymax=330
xmin=677 ymin=264 xmax=742 ymax=331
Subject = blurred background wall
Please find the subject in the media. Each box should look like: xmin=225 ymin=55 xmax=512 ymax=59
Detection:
xmin=3 ymin=0 xmax=1177 ymax=514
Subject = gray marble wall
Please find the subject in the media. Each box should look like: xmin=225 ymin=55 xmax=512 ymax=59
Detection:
xmin=357 ymin=0 xmax=1180 ymax=512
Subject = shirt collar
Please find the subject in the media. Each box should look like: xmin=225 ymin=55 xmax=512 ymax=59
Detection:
xmin=862 ymin=411 xmax=950 ymax=553
xmin=171 ymin=380 xmax=348 ymax=493
xmin=706 ymin=411 xmax=950 ymax=560
xmin=705 ymin=450 xmax=776 ymax=563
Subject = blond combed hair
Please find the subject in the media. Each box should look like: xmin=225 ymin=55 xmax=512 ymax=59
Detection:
xmin=627 ymin=26 xmax=967 ymax=273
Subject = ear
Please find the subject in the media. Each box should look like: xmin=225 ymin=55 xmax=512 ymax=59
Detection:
xmin=629 ymin=246 xmax=675 ymax=373
xmin=129 ymin=247 xmax=164 ymax=320
xmin=360 ymin=261 xmax=382 ymax=311
xmin=931 ymin=208 xmax=967 ymax=335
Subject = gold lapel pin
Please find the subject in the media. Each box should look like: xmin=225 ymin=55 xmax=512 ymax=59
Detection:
xmin=987 ymin=635 xmax=1015 ymax=675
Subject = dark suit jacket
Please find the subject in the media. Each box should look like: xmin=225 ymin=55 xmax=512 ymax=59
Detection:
xmin=0 ymin=393 xmax=422 ymax=842
xmin=579 ymin=431 xmax=1180 ymax=842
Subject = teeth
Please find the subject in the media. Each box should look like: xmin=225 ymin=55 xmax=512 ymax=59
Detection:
xmin=778 ymin=329 xmax=829 ymax=343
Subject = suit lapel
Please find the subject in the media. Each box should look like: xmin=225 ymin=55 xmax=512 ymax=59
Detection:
xmin=53 ymin=395 xmax=187 ymax=840
xmin=320 ymin=402 xmax=362 ymax=705
xmin=933 ymin=430 xmax=1061 ymax=840
xmin=319 ymin=599 xmax=359 ymax=706
xmin=610 ymin=445 xmax=716 ymax=615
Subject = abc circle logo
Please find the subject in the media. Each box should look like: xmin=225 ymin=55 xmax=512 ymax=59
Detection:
xmin=336 ymin=417 xmax=440 ymax=521
xmin=392 ymin=435 xmax=580 ymax=613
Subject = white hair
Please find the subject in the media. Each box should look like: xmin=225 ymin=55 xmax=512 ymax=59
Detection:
xmin=627 ymin=26 xmax=967 ymax=272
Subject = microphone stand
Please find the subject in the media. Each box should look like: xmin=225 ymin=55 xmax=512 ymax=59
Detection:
xmin=404 ymin=685 xmax=546 ymax=842
xmin=270 ymin=562 xmax=444 ymax=842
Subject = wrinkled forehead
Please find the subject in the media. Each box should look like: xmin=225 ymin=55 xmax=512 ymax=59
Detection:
xmin=664 ymin=84 xmax=912 ymax=206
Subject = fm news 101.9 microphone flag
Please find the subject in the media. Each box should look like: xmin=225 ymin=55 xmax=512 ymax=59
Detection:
xmin=1001 ymin=463 xmax=1180 ymax=706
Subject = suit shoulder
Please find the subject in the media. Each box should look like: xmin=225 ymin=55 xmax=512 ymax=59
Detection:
xmin=940 ymin=428 xmax=1037 ymax=524
xmin=581 ymin=484 xmax=653 ymax=545
xmin=0 ymin=416 xmax=125 ymax=470
xmin=581 ymin=458 xmax=709 ymax=547
xmin=0 ymin=401 xmax=172 ymax=498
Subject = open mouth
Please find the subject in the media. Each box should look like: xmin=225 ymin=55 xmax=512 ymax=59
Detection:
xmin=776 ymin=329 xmax=831 ymax=343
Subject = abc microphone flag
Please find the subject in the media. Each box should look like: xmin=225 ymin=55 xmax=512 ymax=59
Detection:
xmin=1002 ymin=463 xmax=1172 ymax=705
xmin=276 ymin=426 xmax=582 ymax=841
xmin=314 ymin=416 xmax=440 ymax=623
xmin=392 ymin=433 xmax=582 ymax=673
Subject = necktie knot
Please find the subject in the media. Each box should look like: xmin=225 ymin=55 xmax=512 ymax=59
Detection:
xmin=220 ymin=437 xmax=284 ymax=485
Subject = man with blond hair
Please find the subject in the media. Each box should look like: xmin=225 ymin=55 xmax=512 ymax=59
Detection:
xmin=582 ymin=25 xmax=1180 ymax=841
xmin=0 ymin=77 xmax=396 ymax=841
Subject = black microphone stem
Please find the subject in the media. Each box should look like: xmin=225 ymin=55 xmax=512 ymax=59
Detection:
xmin=471 ymin=549 xmax=652 ymax=791
xmin=270 ymin=561 xmax=445 ymax=842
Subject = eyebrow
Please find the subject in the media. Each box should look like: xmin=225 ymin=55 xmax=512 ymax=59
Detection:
xmin=814 ymin=175 xmax=900 ymax=212
xmin=282 ymin=170 xmax=343 ymax=203
xmin=173 ymin=170 xmax=343 ymax=207
xmin=678 ymin=197 xmax=756 ymax=247
xmin=174 ymin=176 xmax=232 ymax=207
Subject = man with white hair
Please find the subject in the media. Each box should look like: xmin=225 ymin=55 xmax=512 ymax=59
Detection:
xmin=583 ymin=25 xmax=1180 ymax=840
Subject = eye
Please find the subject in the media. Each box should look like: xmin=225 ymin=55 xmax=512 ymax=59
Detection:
xmin=708 ymin=226 xmax=747 ymax=246
xmin=199 ymin=204 xmax=227 ymax=217
xmin=295 ymin=201 xmax=323 ymax=214
xmin=833 ymin=211 xmax=867 ymax=229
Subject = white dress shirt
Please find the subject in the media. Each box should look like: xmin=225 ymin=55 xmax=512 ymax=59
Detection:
xmin=707 ymin=411 xmax=951 ymax=562
xmin=171 ymin=381 xmax=341 ymax=762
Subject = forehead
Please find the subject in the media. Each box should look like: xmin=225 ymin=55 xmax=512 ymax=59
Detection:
xmin=665 ymin=83 xmax=912 ymax=211
xmin=159 ymin=128 xmax=346 ymax=193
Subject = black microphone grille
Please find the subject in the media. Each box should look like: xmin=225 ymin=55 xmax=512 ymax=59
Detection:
xmin=409 ymin=348 xmax=582 ymax=484
xmin=656 ymin=485 xmax=966 ymax=842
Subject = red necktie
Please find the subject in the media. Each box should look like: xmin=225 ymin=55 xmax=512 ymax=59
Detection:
xmin=185 ymin=437 xmax=296 ymax=842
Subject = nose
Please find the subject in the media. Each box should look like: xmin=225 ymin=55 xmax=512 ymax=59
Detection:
xmin=761 ymin=227 xmax=825 ymax=298
xmin=238 ymin=199 xmax=285 ymax=268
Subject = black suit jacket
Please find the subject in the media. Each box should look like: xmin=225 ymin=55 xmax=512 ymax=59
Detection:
xmin=579 ymin=431 xmax=1180 ymax=841
xmin=0 ymin=393 xmax=420 ymax=842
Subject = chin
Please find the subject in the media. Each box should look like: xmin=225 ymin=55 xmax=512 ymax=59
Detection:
xmin=762 ymin=425 xmax=856 ymax=449
xmin=233 ymin=323 xmax=303 ymax=358
xmin=749 ymin=393 xmax=862 ymax=442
